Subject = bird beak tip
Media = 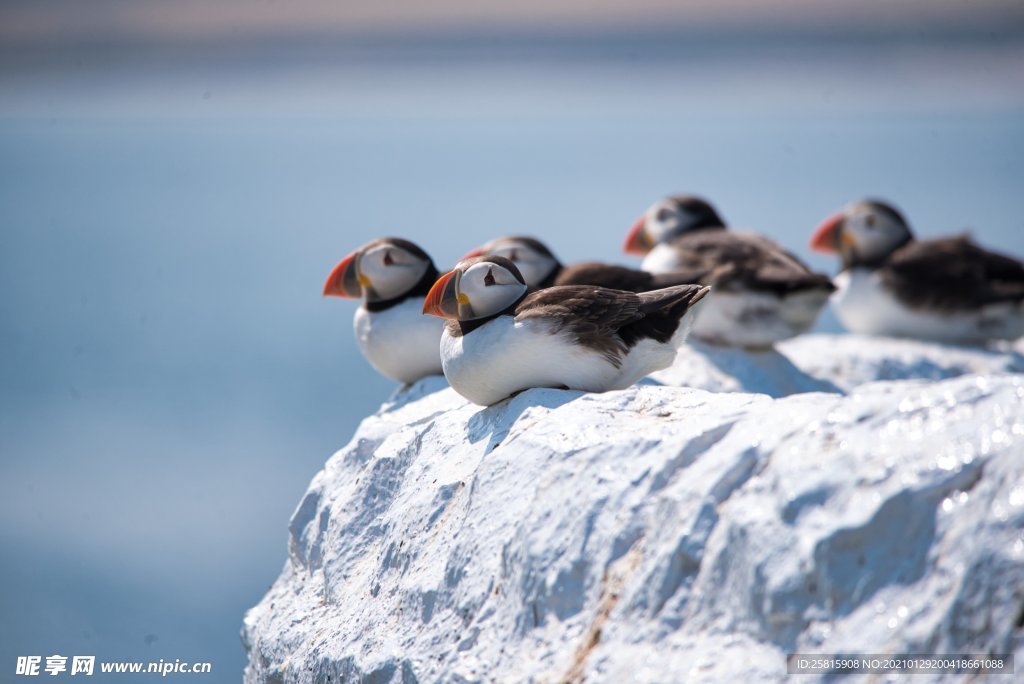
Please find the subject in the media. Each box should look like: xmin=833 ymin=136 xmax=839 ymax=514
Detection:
xmin=810 ymin=214 xmax=843 ymax=254
xmin=423 ymin=271 xmax=461 ymax=318
xmin=623 ymin=216 xmax=651 ymax=255
xmin=323 ymin=252 xmax=362 ymax=298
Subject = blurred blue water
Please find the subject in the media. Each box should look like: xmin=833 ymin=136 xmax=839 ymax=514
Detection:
xmin=1 ymin=36 xmax=1023 ymax=680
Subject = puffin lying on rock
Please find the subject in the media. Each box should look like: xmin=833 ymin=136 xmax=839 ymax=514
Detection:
xmin=624 ymin=194 xmax=835 ymax=349
xmin=811 ymin=199 xmax=1024 ymax=343
xmin=323 ymin=237 xmax=445 ymax=384
xmin=463 ymin=235 xmax=707 ymax=293
xmin=422 ymin=256 xmax=710 ymax=406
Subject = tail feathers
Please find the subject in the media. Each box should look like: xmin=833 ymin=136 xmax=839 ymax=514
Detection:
xmin=619 ymin=285 xmax=712 ymax=349
xmin=637 ymin=284 xmax=712 ymax=316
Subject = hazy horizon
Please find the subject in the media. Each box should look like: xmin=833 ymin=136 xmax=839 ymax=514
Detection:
xmin=3 ymin=0 xmax=1023 ymax=50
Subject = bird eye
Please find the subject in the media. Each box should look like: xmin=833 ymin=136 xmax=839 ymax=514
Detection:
xmin=509 ymin=249 xmax=519 ymax=261
xmin=865 ymin=215 xmax=876 ymax=229
xmin=383 ymin=250 xmax=394 ymax=265
xmin=657 ymin=208 xmax=674 ymax=222
xmin=484 ymin=269 xmax=496 ymax=286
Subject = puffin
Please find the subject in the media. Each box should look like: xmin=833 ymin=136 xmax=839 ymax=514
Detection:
xmin=623 ymin=195 xmax=835 ymax=349
xmin=323 ymin=237 xmax=445 ymax=384
xmin=462 ymin=235 xmax=707 ymax=293
xmin=810 ymin=199 xmax=1024 ymax=342
xmin=422 ymin=255 xmax=710 ymax=406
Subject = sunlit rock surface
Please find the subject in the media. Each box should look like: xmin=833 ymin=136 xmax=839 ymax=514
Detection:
xmin=652 ymin=334 xmax=1024 ymax=397
xmin=650 ymin=341 xmax=840 ymax=397
xmin=780 ymin=334 xmax=1024 ymax=393
xmin=243 ymin=341 xmax=1024 ymax=683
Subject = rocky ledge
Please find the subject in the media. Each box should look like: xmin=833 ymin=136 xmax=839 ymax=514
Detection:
xmin=242 ymin=335 xmax=1024 ymax=683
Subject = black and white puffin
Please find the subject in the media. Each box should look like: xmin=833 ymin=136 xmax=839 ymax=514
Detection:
xmin=623 ymin=195 xmax=835 ymax=348
xmin=323 ymin=237 xmax=445 ymax=384
xmin=462 ymin=235 xmax=706 ymax=292
xmin=422 ymin=256 xmax=710 ymax=406
xmin=810 ymin=199 xmax=1024 ymax=342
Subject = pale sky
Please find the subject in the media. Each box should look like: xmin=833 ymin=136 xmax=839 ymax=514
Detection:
xmin=3 ymin=0 xmax=1022 ymax=45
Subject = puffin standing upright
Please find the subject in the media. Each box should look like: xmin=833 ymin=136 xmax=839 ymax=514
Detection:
xmin=463 ymin=235 xmax=707 ymax=293
xmin=323 ymin=237 xmax=446 ymax=384
xmin=623 ymin=195 xmax=835 ymax=348
xmin=422 ymin=256 xmax=710 ymax=406
xmin=810 ymin=199 xmax=1024 ymax=342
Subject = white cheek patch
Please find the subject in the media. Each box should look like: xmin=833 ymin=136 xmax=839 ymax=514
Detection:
xmin=850 ymin=225 xmax=892 ymax=263
xmin=362 ymin=257 xmax=428 ymax=301
xmin=647 ymin=205 xmax=700 ymax=243
xmin=845 ymin=212 xmax=908 ymax=264
xmin=645 ymin=211 xmax=669 ymax=243
xmin=464 ymin=281 xmax=528 ymax=318
xmin=510 ymin=260 xmax=552 ymax=288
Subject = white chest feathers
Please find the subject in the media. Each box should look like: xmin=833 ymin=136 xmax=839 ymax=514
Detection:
xmin=689 ymin=288 xmax=830 ymax=348
xmin=641 ymin=243 xmax=685 ymax=274
xmin=831 ymin=268 xmax=1024 ymax=343
xmin=353 ymin=298 xmax=445 ymax=384
xmin=440 ymin=315 xmax=687 ymax=406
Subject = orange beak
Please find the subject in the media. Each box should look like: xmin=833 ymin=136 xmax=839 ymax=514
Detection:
xmin=423 ymin=270 xmax=462 ymax=318
xmin=623 ymin=216 xmax=653 ymax=255
xmin=323 ymin=252 xmax=363 ymax=298
xmin=810 ymin=213 xmax=844 ymax=254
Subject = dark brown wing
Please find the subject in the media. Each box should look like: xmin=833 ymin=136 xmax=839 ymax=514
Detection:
xmin=514 ymin=284 xmax=708 ymax=365
xmin=553 ymin=262 xmax=706 ymax=292
xmin=670 ymin=231 xmax=834 ymax=295
xmin=880 ymin=236 xmax=1024 ymax=311
xmin=516 ymin=284 xmax=637 ymax=333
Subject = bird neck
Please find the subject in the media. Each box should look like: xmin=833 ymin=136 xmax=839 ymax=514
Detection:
xmin=455 ymin=291 xmax=529 ymax=335
xmin=843 ymin=235 xmax=913 ymax=270
xmin=536 ymin=262 xmax=564 ymax=289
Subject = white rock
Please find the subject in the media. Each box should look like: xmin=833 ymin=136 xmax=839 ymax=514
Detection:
xmin=779 ymin=334 xmax=1024 ymax=393
xmin=650 ymin=341 xmax=839 ymax=397
xmin=243 ymin=344 xmax=1024 ymax=683
xmin=651 ymin=334 xmax=1024 ymax=397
